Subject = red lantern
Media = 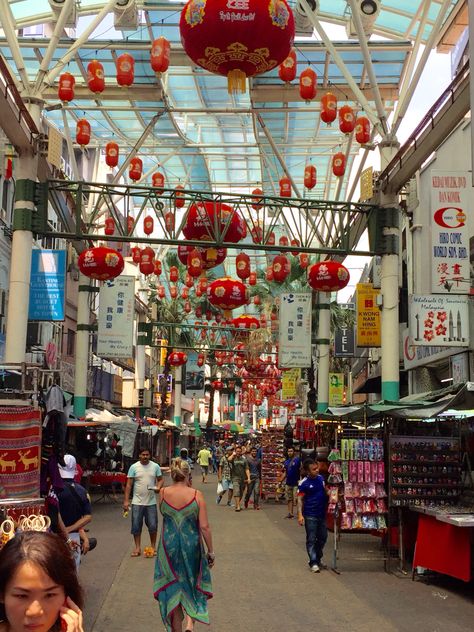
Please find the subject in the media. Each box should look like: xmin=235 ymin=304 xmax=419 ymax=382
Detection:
xmin=197 ymin=352 xmax=205 ymax=367
xmin=169 ymin=266 xmax=179 ymax=283
xmin=185 ymin=274 xmax=194 ymax=288
xmin=187 ymin=248 xmax=203 ymax=278
xmin=116 ymin=53 xmax=134 ymax=87
xmin=279 ymin=176 xmax=291 ymax=198
xmin=169 ymin=351 xmax=188 ymax=367
xmin=165 ymin=211 xmax=175 ymax=233
xmin=152 ymin=171 xmax=165 ymax=194
xmin=320 ymin=92 xmax=337 ymax=124
xmin=212 ymin=380 xmax=224 ymax=391
xmin=355 ymin=116 xmax=370 ymax=144
xmin=129 ymin=157 xmax=142 ymax=182
xmin=105 ymin=142 xmax=119 ymax=168
xmin=76 ymin=119 xmax=91 ymax=147
xmin=304 ymin=164 xmax=316 ymax=190
xmin=235 ymin=252 xmax=251 ymax=280
xmin=207 ymin=277 xmax=248 ymax=315
xmin=266 ymin=265 xmax=274 ymax=282
xmin=181 ymin=286 xmax=189 ymax=299
xmin=272 ymin=255 xmax=290 ymax=283
xmin=58 ymin=72 xmax=75 ymax=102
xmin=251 ymin=188 xmax=264 ymax=211
xmin=78 ymin=247 xmax=124 ymax=281
xmin=180 ymin=0 xmax=295 ymax=93
xmin=332 ymin=152 xmax=346 ymax=177
xmin=299 ymin=67 xmax=317 ymax=102
xmin=195 ymin=306 xmax=203 ymax=318
xmin=174 ymin=184 xmax=185 ymax=208
xmin=201 ymin=247 xmax=227 ymax=269
xmin=104 ymin=217 xmax=115 ymax=236
xmin=150 ymin=37 xmax=171 ymax=74
xmin=143 ymin=215 xmax=154 ymax=235
xmin=198 ymin=277 xmax=208 ymax=293
xmin=170 ymin=285 xmax=178 ymax=299
xmin=139 ymin=247 xmax=155 ymax=276
xmin=154 ymin=259 xmax=162 ymax=276
xmin=266 ymin=231 xmax=276 ymax=246
xmin=232 ymin=315 xmax=260 ymax=332
xmin=279 ymin=235 xmax=289 ymax=249
xmin=253 ymin=295 xmax=261 ymax=305
xmin=195 ymin=286 xmax=203 ymax=298
xmin=279 ymin=47 xmax=297 ymax=83
xmin=183 ymin=201 xmax=246 ymax=244
xmin=339 ymin=105 xmax=355 ymax=134
xmin=157 ymin=285 xmax=166 ymax=299
xmin=87 ymin=60 xmax=105 ymax=94
xmin=291 ymin=238 xmax=300 ymax=256
xmin=251 ymin=225 xmax=263 ymax=244
xmin=299 ymin=253 xmax=310 ymax=269
xmin=130 ymin=246 xmax=141 ymax=263
xmin=249 ymin=271 xmax=257 ymax=286
xmin=127 ymin=216 xmax=135 ymax=235
xmin=184 ymin=300 xmax=192 ymax=314
xmin=307 ymin=261 xmax=350 ymax=292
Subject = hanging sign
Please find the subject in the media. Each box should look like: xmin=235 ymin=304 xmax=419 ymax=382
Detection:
xmin=183 ymin=352 xmax=205 ymax=399
xmin=281 ymin=368 xmax=301 ymax=400
xmin=97 ymin=276 xmax=135 ymax=358
xmin=430 ymin=171 xmax=471 ymax=294
xmin=356 ymin=283 xmax=381 ymax=347
xmin=334 ymin=326 xmax=355 ymax=357
xmin=408 ymin=294 xmax=470 ymax=347
xmin=402 ymin=327 xmax=457 ymax=370
xmin=28 ymin=250 xmax=67 ymax=321
xmin=278 ymin=293 xmax=312 ymax=368
xmin=329 ymin=373 xmax=345 ymax=406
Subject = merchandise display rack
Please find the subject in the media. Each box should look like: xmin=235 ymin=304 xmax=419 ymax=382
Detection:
xmin=260 ymin=427 xmax=285 ymax=501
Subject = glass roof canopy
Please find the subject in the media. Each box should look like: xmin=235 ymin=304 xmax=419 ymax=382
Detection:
xmin=0 ymin=1 xmax=461 ymax=199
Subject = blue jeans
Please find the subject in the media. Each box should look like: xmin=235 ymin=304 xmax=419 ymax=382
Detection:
xmin=131 ymin=504 xmax=158 ymax=535
xmin=304 ymin=516 xmax=327 ymax=566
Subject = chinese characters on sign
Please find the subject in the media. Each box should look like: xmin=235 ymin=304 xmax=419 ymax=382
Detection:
xmin=28 ymin=250 xmax=67 ymax=321
xmin=278 ymin=293 xmax=312 ymax=368
xmin=430 ymin=171 xmax=471 ymax=294
xmin=408 ymin=294 xmax=470 ymax=347
xmin=356 ymin=283 xmax=381 ymax=347
xmin=97 ymin=276 xmax=135 ymax=358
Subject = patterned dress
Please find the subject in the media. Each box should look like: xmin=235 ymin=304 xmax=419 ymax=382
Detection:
xmin=153 ymin=491 xmax=213 ymax=630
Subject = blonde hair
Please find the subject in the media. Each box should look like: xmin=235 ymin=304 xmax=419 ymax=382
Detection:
xmin=170 ymin=457 xmax=191 ymax=482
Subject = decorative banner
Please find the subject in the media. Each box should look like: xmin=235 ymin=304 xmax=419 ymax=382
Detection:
xmin=356 ymin=283 xmax=381 ymax=347
xmin=28 ymin=250 xmax=67 ymax=321
xmin=430 ymin=171 xmax=470 ymax=294
xmin=281 ymin=368 xmax=301 ymax=400
xmin=329 ymin=373 xmax=345 ymax=406
xmin=409 ymin=294 xmax=470 ymax=347
xmin=97 ymin=276 xmax=134 ymax=358
xmin=278 ymin=293 xmax=312 ymax=368
xmin=334 ymin=326 xmax=355 ymax=357
xmin=183 ymin=352 xmax=205 ymax=399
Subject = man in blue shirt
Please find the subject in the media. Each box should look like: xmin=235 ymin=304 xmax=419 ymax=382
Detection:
xmin=297 ymin=458 xmax=328 ymax=573
xmin=280 ymin=447 xmax=301 ymax=519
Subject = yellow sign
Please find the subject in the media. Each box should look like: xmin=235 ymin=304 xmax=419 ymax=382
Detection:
xmin=47 ymin=126 xmax=62 ymax=169
xmin=281 ymin=368 xmax=300 ymax=400
xmin=159 ymin=339 xmax=168 ymax=368
xmin=329 ymin=373 xmax=345 ymax=406
xmin=356 ymin=283 xmax=381 ymax=347
xmin=360 ymin=167 xmax=373 ymax=202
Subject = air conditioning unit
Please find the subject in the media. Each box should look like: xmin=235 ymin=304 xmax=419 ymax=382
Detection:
xmin=114 ymin=0 xmax=139 ymax=31
xmin=291 ymin=0 xmax=319 ymax=36
xmin=345 ymin=0 xmax=381 ymax=40
xmin=48 ymin=0 xmax=77 ymax=28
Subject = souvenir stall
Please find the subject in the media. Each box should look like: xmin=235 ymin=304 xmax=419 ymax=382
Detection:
xmin=260 ymin=426 xmax=285 ymax=501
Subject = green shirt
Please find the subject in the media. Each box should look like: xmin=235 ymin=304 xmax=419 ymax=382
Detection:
xmin=231 ymin=456 xmax=248 ymax=480
xmin=197 ymin=448 xmax=211 ymax=466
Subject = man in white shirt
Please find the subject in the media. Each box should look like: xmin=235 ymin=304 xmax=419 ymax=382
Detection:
xmin=123 ymin=448 xmax=163 ymax=557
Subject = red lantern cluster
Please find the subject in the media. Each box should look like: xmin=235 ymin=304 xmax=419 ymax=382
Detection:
xmin=299 ymin=67 xmax=317 ymax=102
xmin=169 ymin=350 xmax=188 ymax=367
xmin=150 ymin=37 xmax=171 ymax=74
xmin=320 ymin=92 xmax=337 ymax=124
xmin=58 ymin=72 xmax=75 ymax=102
xmin=78 ymin=247 xmax=124 ymax=281
xmin=105 ymin=142 xmax=119 ymax=168
xmin=87 ymin=60 xmax=105 ymax=94
xmin=76 ymin=119 xmax=91 ymax=147
xmin=116 ymin=53 xmax=134 ymax=87
xmin=207 ymin=277 xmax=248 ymax=312
xmin=307 ymin=261 xmax=350 ymax=292
xmin=183 ymin=201 xmax=246 ymax=244
xmin=279 ymin=47 xmax=297 ymax=83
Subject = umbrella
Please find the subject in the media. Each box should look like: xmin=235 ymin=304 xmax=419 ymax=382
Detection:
xmin=219 ymin=422 xmax=245 ymax=433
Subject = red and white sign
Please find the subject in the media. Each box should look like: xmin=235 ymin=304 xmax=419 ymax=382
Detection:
xmin=408 ymin=295 xmax=470 ymax=347
xmin=430 ymin=171 xmax=470 ymax=294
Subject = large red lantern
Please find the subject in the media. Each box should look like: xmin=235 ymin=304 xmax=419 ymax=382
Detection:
xmin=299 ymin=67 xmax=317 ymax=102
xmin=279 ymin=176 xmax=291 ymax=198
xmin=105 ymin=142 xmax=119 ymax=168
xmin=174 ymin=184 xmax=185 ymax=208
xmin=339 ymin=105 xmax=355 ymax=134
xmin=232 ymin=315 xmax=260 ymax=332
xmin=251 ymin=188 xmax=264 ymax=211
xmin=180 ymin=0 xmax=295 ymax=93
xmin=76 ymin=119 xmax=91 ymax=147
xmin=127 ymin=216 xmax=135 ymax=235
xmin=187 ymin=248 xmax=203 ymax=278
xmin=150 ymin=37 xmax=171 ymax=74
xmin=183 ymin=201 xmax=246 ymax=243
xmin=320 ymin=92 xmax=337 ymax=124
xmin=152 ymin=171 xmax=165 ymax=194
xmin=272 ymin=254 xmax=290 ymax=283
xmin=78 ymin=247 xmax=124 ymax=281
xmin=355 ymin=116 xmax=370 ymax=145
xmin=177 ymin=245 xmax=226 ymax=270
xmin=207 ymin=277 xmax=248 ymax=315
xmin=307 ymin=261 xmax=350 ymax=292
xmin=129 ymin=157 xmax=143 ymax=182
xmin=130 ymin=246 xmax=141 ymax=263
xmin=304 ymin=164 xmax=316 ymax=190
xmin=139 ymin=247 xmax=155 ymax=276
xmin=235 ymin=252 xmax=250 ymax=280
xmin=165 ymin=211 xmax=175 ymax=233
xmin=143 ymin=215 xmax=154 ymax=235
xmin=169 ymin=350 xmax=188 ymax=367
xmin=279 ymin=47 xmax=297 ymax=83
xmin=87 ymin=60 xmax=105 ymax=94
xmin=104 ymin=217 xmax=115 ymax=236
xmin=332 ymin=152 xmax=346 ymax=177
xmin=116 ymin=53 xmax=134 ymax=87
xmin=58 ymin=72 xmax=75 ymax=102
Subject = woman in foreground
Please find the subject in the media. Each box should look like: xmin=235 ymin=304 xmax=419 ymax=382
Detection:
xmin=0 ymin=531 xmax=84 ymax=632
xmin=154 ymin=458 xmax=214 ymax=632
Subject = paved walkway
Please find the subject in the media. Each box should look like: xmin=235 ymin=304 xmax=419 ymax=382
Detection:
xmin=80 ymin=473 xmax=473 ymax=632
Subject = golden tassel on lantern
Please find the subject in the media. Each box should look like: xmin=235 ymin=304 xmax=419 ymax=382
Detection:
xmin=227 ymin=69 xmax=246 ymax=94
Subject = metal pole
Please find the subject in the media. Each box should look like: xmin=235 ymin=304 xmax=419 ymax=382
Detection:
xmin=73 ymin=273 xmax=90 ymax=417
xmin=193 ymin=396 xmax=202 ymax=437
xmin=173 ymin=365 xmax=183 ymax=428
xmin=316 ymin=291 xmax=331 ymax=413
xmin=135 ymin=312 xmax=146 ymax=393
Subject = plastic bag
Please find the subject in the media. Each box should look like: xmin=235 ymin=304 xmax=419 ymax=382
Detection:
xmin=216 ymin=482 xmax=224 ymax=495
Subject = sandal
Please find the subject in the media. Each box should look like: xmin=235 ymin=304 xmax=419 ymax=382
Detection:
xmin=130 ymin=551 xmax=141 ymax=557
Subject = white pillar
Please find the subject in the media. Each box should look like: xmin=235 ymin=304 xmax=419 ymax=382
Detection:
xmin=135 ymin=313 xmax=146 ymax=391
xmin=173 ymin=365 xmax=182 ymax=427
xmin=73 ymin=273 xmax=91 ymax=417
xmin=316 ymin=291 xmax=331 ymax=412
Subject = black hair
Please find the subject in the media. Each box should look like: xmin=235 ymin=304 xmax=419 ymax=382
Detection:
xmin=302 ymin=458 xmax=316 ymax=472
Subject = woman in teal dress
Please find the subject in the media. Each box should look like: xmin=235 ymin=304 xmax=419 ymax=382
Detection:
xmin=154 ymin=458 xmax=214 ymax=632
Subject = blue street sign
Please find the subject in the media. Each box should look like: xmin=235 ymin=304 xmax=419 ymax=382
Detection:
xmin=28 ymin=250 xmax=67 ymax=321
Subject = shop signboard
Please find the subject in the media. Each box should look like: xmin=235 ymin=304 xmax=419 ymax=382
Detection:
xmin=401 ymin=327 xmax=458 ymax=371
xmin=329 ymin=373 xmax=345 ymax=406
xmin=334 ymin=326 xmax=355 ymax=357
xmin=451 ymin=353 xmax=469 ymax=384
xmin=183 ymin=352 xmax=205 ymax=399
xmin=28 ymin=249 xmax=67 ymax=321
xmin=356 ymin=283 xmax=381 ymax=347
xmin=281 ymin=368 xmax=300 ymax=400
xmin=430 ymin=171 xmax=471 ymax=294
xmin=278 ymin=292 xmax=312 ymax=368
xmin=97 ymin=276 xmax=134 ymax=358
xmin=408 ymin=294 xmax=470 ymax=347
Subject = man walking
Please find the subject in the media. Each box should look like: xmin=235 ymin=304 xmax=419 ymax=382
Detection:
xmin=197 ymin=444 xmax=212 ymax=483
xmin=244 ymin=446 xmax=261 ymax=510
xmin=217 ymin=446 xmax=234 ymax=506
xmin=281 ymin=446 xmax=301 ymax=519
xmin=123 ymin=448 xmax=163 ymax=557
xmin=228 ymin=445 xmax=250 ymax=512
xmin=297 ymin=459 xmax=328 ymax=573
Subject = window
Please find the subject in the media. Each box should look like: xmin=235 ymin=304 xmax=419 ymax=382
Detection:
xmin=66 ymin=328 xmax=75 ymax=356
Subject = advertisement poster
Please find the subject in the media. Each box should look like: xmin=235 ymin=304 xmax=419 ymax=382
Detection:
xmin=278 ymin=293 xmax=312 ymax=368
xmin=281 ymin=368 xmax=301 ymax=400
xmin=408 ymin=294 xmax=470 ymax=347
xmin=329 ymin=373 xmax=345 ymax=406
xmin=28 ymin=249 xmax=67 ymax=321
xmin=356 ymin=283 xmax=381 ymax=347
xmin=430 ymin=171 xmax=471 ymax=294
xmin=183 ymin=352 xmax=205 ymax=399
xmin=97 ymin=276 xmax=135 ymax=358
